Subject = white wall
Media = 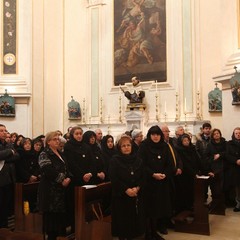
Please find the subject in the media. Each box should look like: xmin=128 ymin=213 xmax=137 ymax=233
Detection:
xmin=0 ymin=0 xmax=239 ymax=139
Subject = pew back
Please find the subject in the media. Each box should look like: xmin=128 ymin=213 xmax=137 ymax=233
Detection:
xmin=74 ymin=182 xmax=112 ymax=240
xmin=14 ymin=182 xmax=42 ymax=233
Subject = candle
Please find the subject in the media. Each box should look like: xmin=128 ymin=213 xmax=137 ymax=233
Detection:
xmin=155 ymin=80 xmax=157 ymax=93
xmin=184 ymin=97 xmax=187 ymax=112
xmin=119 ymin=84 xmax=121 ymax=96
xmin=164 ymin=101 xmax=167 ymax=113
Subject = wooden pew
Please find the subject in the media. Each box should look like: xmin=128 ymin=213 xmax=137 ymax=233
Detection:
xmin=0 ymin=228 xmax=43 ymax=240
xmin=174 ymin=178 xmax=210 ymax=235
xmin=74 ymin=182 xmax=112 ymax=240
xmin=14 ymin=182 xmax=75 ymax=240
xmin=14 ymin=182 xmax=42 ymax=233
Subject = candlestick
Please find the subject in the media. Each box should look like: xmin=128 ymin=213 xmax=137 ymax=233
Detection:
xmin=119 ymin=84 xmax=121 ymax=96
xmin=107 ymin=115 xmax=110 ymax=134
xmin=175 ymin=92 xmax=179 ymax=122
xmin=184 ymin=97 xmax=187 ymax=113
xmin=119 ymin=95 xmax=122 ymax=123
xmin=196 ymin=91 xmax=202 ymax=120
xmin=155 ymin=94 xmax=159 ymax=122
xmin=184 ymin=112 xmax=187 ymax=131
xmin=100 ymin=97 xmax=103 ymax=123
xmin=82 ymin=98 xmax=86 ymax=124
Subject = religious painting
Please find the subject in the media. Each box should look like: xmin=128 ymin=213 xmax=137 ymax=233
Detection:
xmin=208 ymin=84 xmax=222 ymax=112
xmin=0 ymin=90 xmax=15 ymax=117
xmin=114 ymin=0 xmax=166 ymax=85
xmin=67 ymin=96 xmax=81 ymax=120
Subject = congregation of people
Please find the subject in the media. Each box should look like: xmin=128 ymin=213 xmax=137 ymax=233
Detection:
xmin=1 ymin=122 xmax=240 ymax=240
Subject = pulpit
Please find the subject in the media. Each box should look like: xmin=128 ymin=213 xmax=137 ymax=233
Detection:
xmin=174 ymin=177 xmax=210 ymax=235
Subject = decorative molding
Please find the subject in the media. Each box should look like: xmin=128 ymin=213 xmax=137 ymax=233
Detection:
xmin=87 ymin=0 xmax=106 ymax=8
xmin=0 ymin=76 xmax=30 ymax=94
xmin=213 ymin=72 xmax=234 ymax=90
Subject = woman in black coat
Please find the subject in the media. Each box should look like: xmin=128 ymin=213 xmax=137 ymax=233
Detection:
xmin=109 ymin=135 xmax=145 ymax=240
xmin=138 ymin=125 xmax=174 ymax=240
xmin=205 ymin=129 xmax=226 ymax=208
xmin=101 ymin=134 xmax=117 ymax=181
xmin=226 ymin=127 xmax=240 ymax=211
xmin=175 ymin=134 xmax=201 ymax=213
xmin=64 ymin=126 xmax=96 ymax=186
xmin=16 ymin=137 xmax=40 ymax=183
xmin=82 ymin=130 xmax=106 ymax=184
xmin=38 ymin=131 xmax=71 ymax=240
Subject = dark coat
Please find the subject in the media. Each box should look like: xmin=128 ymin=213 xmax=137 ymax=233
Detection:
xmin=138 ymin=138 xmax=174 ymax=218
xmin=168 ymin=137 xmax=183 ymax=171
xmin=0 ymin=141 xmax=18 ymax=187
xmin=205 ymin=137 xmax=226 ymax=174
xmin=101 ymin=135 xmax=117 ymax=181
xmin=175 ymin=140 xmax=201 ymax=212
xmin=16 ymin=148 xmax=40 ymax=183
xmin=226 ymin=138 xmax=240 ymax=187
xmin=109 ymin=152 xmax=145 ymax=238
xmin=38 ymin=147 xmax=70 ymax=213
xmin=64 ymin=138 xmax=96 ymax=186
xmin=132 ymin=141 xmax=140 ymax=154
xmin=83 ymin=131 xmax=105 ymax=184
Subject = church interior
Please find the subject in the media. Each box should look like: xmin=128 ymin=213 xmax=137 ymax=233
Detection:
xmin=0 ymin=0 xmax=239 ymax=141
xmin=1 ymin=0 xmax=240 ymax=239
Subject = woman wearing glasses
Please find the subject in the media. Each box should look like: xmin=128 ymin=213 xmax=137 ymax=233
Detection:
xmin=109 ymin=134 xmax=145 ymax=240
xmin=38 ymin=131 xmax=71 ymax=240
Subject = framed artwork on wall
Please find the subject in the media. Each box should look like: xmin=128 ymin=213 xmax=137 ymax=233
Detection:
xmin=114 ymin=0 xmax=167 ymax=85
xmin=208 ymin=84 xmax=222 ymax=112
xmin=0 ymin=90 xmax=15 ymax=117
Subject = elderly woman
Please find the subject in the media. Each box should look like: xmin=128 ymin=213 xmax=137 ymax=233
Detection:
xmin=109 ymin=135 xmax=145 ymax=240
xmin=205 ymin=128 xmax=226 ymax=210
xmin=175 ymin=133 xmax=201 ymax=214
xmin=38 ymin=131 xmax=71 ymax=240
xmin=138 ymin=125 xmax=175 ymax=240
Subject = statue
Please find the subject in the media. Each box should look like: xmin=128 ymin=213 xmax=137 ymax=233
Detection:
xmin=230 ymin=66 xmax=240 ymax=105
xmin=121 ymin=76 xmax=146 ymax=110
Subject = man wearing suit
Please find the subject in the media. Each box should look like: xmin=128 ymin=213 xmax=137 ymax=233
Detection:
xmin=0 ymin=124 xmax=18 ymax=228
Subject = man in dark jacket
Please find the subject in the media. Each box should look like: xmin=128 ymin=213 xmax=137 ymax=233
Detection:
xmin=195 ymin=122 xmax=212 ymax=200
xmin=0 ymin=124 xmax=19 ymax=228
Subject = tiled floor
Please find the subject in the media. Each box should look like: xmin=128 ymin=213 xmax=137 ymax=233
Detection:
xmin=164 ymin=208 xmax=240 ymax=240
xmin=113 ymin=208 xmax=240 ymax=240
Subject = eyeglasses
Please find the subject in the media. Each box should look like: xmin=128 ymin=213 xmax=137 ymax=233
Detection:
xmin=51 ymin=138 xmax=60 ymax=141
xmin=121 ymin=144 xmax=131 ymax=148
